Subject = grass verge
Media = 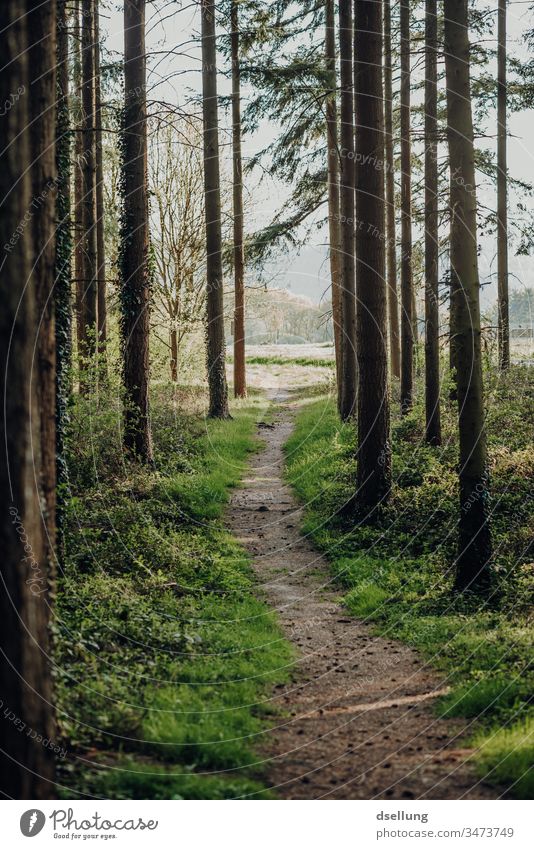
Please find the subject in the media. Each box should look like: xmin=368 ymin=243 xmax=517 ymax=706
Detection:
xmin=283 ymin=373 xmax=533 ymax=798
xmin=57 ymin=387 xmax=291 ymax=799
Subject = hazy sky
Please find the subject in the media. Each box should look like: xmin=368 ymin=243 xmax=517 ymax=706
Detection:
xmin=102 ymin=0 xmax=534 ymax=309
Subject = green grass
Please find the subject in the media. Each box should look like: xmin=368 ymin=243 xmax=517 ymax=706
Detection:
xmin=239 ymin=355 xmax=335 ymax=368
xmin=57 ymin=389 xmax=292 ymax=799
xmin=283 ymin=373 xmax=533 ymax=798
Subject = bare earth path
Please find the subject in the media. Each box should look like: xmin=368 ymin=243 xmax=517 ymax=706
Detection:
xmin=227 ymin=392 xmax=499 ymax=800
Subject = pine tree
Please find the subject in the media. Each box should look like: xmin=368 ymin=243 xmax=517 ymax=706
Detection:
xmin=424 ymin=0 xmax=441 ymax=444
xmin=120 ymin=0 xmax=153 ymax=459
xmin=444 ymin=0 xmax=492 ymax=591
xmin=354 ymin=0 xmax=391 ymax=510
xmin=383 ymin=0 xmax=401 ymax=380
xmin=80 ymin=0 xmax=98 ymax=369
xmin=339 ymin=0 xmax=357 ymax=421
xmin=95 ymin=0 xmax=107 ymax=364
xmin=201 ymin=0 xmax=230 ymax=418
xmin=0 ymin=0 xmax=56 ymax=798
xmin=231 ymin=0 xmax=247 ymax=398
xmin=400 ymin=0 xmax=413 ymax=413
xmin=497 ymin=0 xmax=509 ymax=369
xmin=325 ymin=0 xmax=343 ymax=401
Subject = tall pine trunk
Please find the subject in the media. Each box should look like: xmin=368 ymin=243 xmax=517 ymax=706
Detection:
xmin=0 ymin=0 xmax=55 ymax=798
xmin=424 ymin=0 xmax=442 ymax=444
xmin=497 ymin=0 xmax=509 ymax=369
xmin=338 ymin=0 xmax=357 ymax=420
xmin=231 ymin=0 xmax=246 ymax=398
xmin=73 ymin=0 xmax=85 ymax=368
xmin=444 ymin=0 xmax=492 ymax=591
xmin=201 ymin=0 xmax=230 ymax=418
xmin=400 ymin=0 xmax=413 ymax=413
xmin=55 ymin=0 xmax=73 ymax=552
xmin=121 ymin=0 xmax=153 ymax=460
xmin=325 ymin=0 xmax=343 ymax=402
xmin=383 ymin=0 xmax=401 ymax=380
xmin=354 ymin=0 xmax=391 ymax=511
xmin=28 ymin=0 xmax=58 ymax=572
xmin=95 ymin=0 xmax=107 ymax=363
xmin=80 ymin=0 xmax=98 ymax=370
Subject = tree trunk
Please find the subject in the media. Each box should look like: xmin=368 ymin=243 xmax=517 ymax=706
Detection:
xmin=28 ymin=0 xmax=58 ymax=570
xmin=444 ymin=0 xmax=492 ymax=591
xmin=121 ymin=0 xmax=153 ymax=460
xmin=338 ymin=0 xmax=357 ymax=421
xmin=497 ymin=0 xmax=509 ymax=370
xmin=55 ymin=0 xmax=73 ymax=552
xmin=0 ymin=0 xmax=56 ymax=799
xmin=201 ymin=0 xmax=230 ymax=418
xmin=354 ymin=0 xmax=391 ymax=511
xmin=383 ymin=0 xmax=401 ymax=380
xmin=80 ymin=0 xmax=98 ymax=373
xmin=170 ymin=327 xmax=178 ymax=383
xmin=231 ymin=0 xmax=246 ymax=399
xmin=73 ymin=0 xmax=85 ymax=369
xmin=325 ymin=0 xmax=343 ymax=403
xmin=424 ymin=0 xmax=442 ymax=445
xmin=400 ymin=0 xmax=413 ymax=413
xmin=95 ymin=0 xmax=107 ymax=365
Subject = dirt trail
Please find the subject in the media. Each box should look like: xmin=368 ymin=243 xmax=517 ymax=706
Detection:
xmin=227 ymin=392 xmax=499 ymax=800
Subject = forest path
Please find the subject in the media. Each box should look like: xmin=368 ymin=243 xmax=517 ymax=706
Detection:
xmin=226 ymin=390 xmax=499 ymax=800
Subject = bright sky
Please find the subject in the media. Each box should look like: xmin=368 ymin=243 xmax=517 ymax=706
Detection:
xmin=101 ymin=0 xmax=534 ymax=310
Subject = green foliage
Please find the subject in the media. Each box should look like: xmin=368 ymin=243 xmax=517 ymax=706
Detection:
xmin=284 ymin=369 xmax=533 ymax=798
xmin=57 ymin=389 xmax=292 ymax=799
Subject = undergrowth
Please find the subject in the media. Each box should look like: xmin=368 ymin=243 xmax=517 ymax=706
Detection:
xmin=284 ymin=366 xmax=533 ymax=798
xmin=56 ymin=384 xmax=291 ymax=799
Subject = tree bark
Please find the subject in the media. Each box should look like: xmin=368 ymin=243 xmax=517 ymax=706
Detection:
xmin=55 ymin=0 xmax=73 ymax=552
xmin=170 ymin=327 xmax=178 ymax=383
xmin=28 ymin=0 xmax=58 ymax=571
xmin=95 ymin=0 xmax=107 ymax=364
xmin=354 ymin=0 xmax=391 ymax=511
xmin=444 ymin=0 xmax=492 ymax=591
xmin=73 ymin=0 xmax=85 ymax=368
xmin=231 ymin=0 xmax=246 ymax=399
xmin=0 ymin=0 xmax=56 ymax=799
xmin=400 ymin=0 xmax=413 ymax=413
xmin=383 ymin=0 xmax=401 ymax=380
xmin=338 ymin=0 xmax=357 ymax=420
xmin=325 ymin=0 xmax=343 ymax=404
xmin=201 ymin=0 xmax=230 ymax=418
xmin=121 ymin=0 xmax=153 ymax=460
xmin=497 ymin=0 xmax=509 ymax=370
xmin=424 ymin=0 xmax=442 ymax=445
xmin=80 ymin=0 xmax=98 ymax=372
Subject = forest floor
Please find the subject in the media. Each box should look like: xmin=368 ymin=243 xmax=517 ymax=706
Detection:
xmin=227 ymin=389 xmax=501 ymax=799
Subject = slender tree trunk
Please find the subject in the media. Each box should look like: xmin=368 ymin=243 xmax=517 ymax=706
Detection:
xmin=339 ymin=0 xmax=357 ymax=420
xmin=383 ymin=0 xmax=400 ymax=380
xmin=201 ymin=0 xmax=230 ymax=418
xmin=121 ymin=0 xmax=153 ymax=460
xmin=80 ymin=0 xmax=98 ymax=371
xmin=95 ymin=0 xmax=107 ymax=364
xmin=231 ymin=0 xmax=246 ymax=399
xmin=400 ymin=0 xmax=413 ymax=413
xmin=170 ymin=327 xmax=178 ymax=383
xmin=325 ymin=0 xmax=343 ymax=403
xmin=444 ymin=0 xmax=492 ymax=591
xmin=497 ymin=0 xmax=509 ymax=369
xmin=28 ymin=0 xmax=58 ymax=570
xmin=354 ymin=0 xmax=391 ymax=511
xmin=73 ymin=0 xmax=85 ymax=373
xmin=0 ymin=0 xmax=56 ymax=799
xmin=424 ymin=0 xmax=442 ymax=445
xmin=56 ymin=0 xmax=73 ymax=551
